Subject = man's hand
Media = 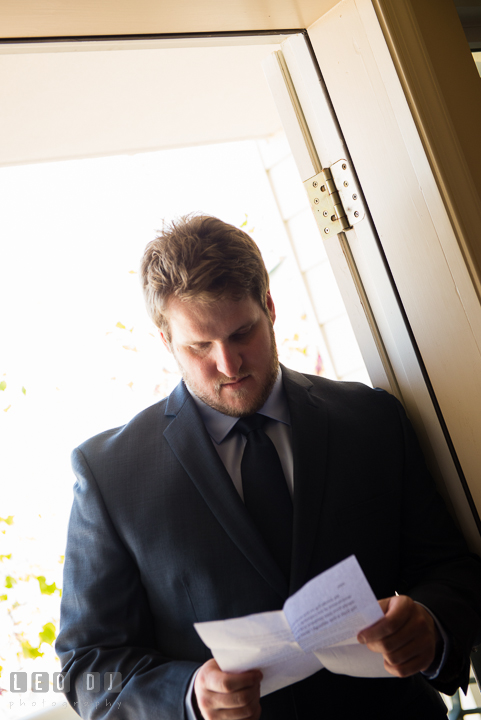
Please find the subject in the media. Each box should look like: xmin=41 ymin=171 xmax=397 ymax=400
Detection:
xmin=357 ymin=595 xmax=441 ymax=678
xmin=194 ymin=658 xmax=263 ymax=720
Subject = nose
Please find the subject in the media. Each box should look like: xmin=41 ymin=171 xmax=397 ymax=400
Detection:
xmin=214 ymin=342 xmax=242 ymax=378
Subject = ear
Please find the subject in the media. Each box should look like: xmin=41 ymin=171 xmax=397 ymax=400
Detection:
xmin=266 ymin=291 xmax=276 ymax=325
xmin=159 ymin=329 xmax=172 ymax=353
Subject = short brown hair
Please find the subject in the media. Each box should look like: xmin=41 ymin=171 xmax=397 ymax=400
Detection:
xmin=140 ymin=215 xmax=270 ymax=340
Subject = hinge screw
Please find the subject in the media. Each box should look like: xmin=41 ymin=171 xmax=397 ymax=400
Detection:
xmin=342 ymin=163 xmax=347 ymax=170
xmin=321 ymin=185 xmax=326 ymax=192
xmin=331 ymin=215 xmax=337 ymax=222
xmin=323 ymin=210 xmax=328 ymax=217
xmin=352 ymin=194 xmax=358 ymax=200
xmin=312 ymin=181 xmax=318 ymax=188
xmin=314 ymin=198 xmax=319 ymax=205
xmin=324 ymin=228 xmax=330 ymax=234
xmin=343 ymin=181 xmax=349 ymax=187
xmin=354 ymin=211 xmax=360 ymax=218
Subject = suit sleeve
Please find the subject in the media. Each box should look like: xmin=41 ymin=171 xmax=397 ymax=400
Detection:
xmin=56 ymin=448 xmax=200 ymax=720
xmin=387 ymin=393 xmax=481 ymax=695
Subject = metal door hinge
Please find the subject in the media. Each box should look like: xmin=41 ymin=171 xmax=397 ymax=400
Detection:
xmin=304 ymin=160 xmax=365 ymax=236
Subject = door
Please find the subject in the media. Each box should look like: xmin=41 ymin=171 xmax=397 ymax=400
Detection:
xmin=264 ymin=30 xmax=481 ymax=553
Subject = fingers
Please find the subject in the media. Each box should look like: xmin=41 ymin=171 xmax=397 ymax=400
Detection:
xmin=357 ymin=595 xmax=439 ymax=678
xmin=358 ymin=596 xmax=412 ymax=645
xmin=194 ymin=659 xmax=263 ymax=720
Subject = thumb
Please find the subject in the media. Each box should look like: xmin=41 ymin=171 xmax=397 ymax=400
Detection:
xmin=357 ymin=597 xmax=391 ymax=644
xmin=377 ymin=597 xmax=392 ymax=615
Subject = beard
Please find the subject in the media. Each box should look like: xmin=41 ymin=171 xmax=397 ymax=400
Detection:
xmin=173 ymin=322 xmax=279 ymax=418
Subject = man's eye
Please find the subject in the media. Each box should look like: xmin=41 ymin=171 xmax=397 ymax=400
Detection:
xmin=233 ymin=328 xmax=253 ymax=340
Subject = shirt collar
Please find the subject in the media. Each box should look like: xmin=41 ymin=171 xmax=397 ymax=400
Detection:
xmin=187 ymin=368 xmax=290 ymax=444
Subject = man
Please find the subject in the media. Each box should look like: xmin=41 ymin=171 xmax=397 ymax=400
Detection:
xmin=57 ymin=215 xmax=481 ymax=719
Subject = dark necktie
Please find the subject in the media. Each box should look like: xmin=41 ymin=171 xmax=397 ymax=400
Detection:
xmin=236 ymin=414 xmax=293 ymax=579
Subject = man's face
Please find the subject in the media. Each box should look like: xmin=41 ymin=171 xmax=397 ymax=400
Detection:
xmin=161 ymin=292 xmax=279 ymax=417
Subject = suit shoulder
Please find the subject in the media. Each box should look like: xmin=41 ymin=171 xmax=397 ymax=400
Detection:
xmin=283 ymin=365 xmax=400 ymax=419
xmin=290 ymin=367 xmax=388 ymax=399
xmin=315 ymin=373 xmax=398 ymax=410
xmin=74 ymin=395 xmax=170 ymax=461
xmin=306 ymin=373 xmax=372 ymax=395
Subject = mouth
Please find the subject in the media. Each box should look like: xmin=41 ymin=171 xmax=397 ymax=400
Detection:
xmin=221 ymin=376 xmax=250 ymax=390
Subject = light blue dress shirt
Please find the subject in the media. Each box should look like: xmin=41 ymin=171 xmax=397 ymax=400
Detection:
xmin=189 ymin=370 xmax=293 ymax=501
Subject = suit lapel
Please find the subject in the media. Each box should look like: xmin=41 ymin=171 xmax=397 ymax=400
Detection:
xmin=281 ymin=367 xmax=329 ymax=594
xmin=163 ymin=381 xmax=288 ymax=599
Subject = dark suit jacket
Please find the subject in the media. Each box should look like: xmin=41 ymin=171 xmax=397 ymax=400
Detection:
xmin=56 ymin=366 xmax=481 ymax=719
